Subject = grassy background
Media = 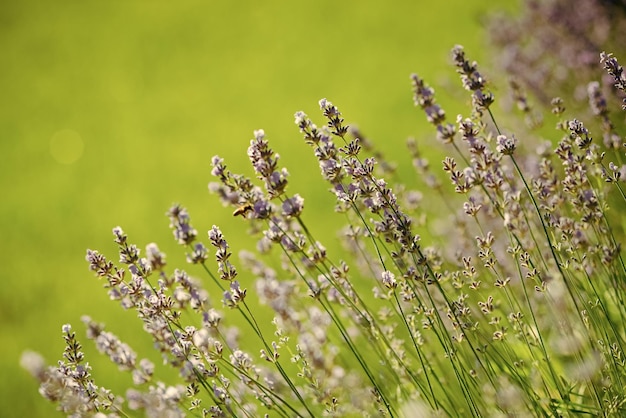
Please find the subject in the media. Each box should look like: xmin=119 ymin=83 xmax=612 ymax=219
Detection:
xmin=1 ymin=1 xmax=514 ymax=416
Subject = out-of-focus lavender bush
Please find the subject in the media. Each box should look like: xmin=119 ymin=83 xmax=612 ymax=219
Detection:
xmin=488 ymin=0 xmax=626 ymax=105
xmin=22 ymin=43 xmax=626 ymax=416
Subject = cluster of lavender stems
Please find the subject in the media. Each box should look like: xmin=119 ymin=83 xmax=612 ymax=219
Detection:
xmin=22 ymin=45 xmax=626 ymax=417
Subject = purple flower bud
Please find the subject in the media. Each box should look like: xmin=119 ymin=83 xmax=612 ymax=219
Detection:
xmin=381 ymin=270 xmax=397 ymax=289
xmin=281 ymin=194 xmax=304 ymax=218
xmin=496 ymin=134 xmax=517 ymax=155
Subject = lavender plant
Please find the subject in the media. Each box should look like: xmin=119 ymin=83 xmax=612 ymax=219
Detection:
xmin=488 ymin=0 xmax=626 ymax=106
xmin=23 ymin=46 xmax=626 ymax=417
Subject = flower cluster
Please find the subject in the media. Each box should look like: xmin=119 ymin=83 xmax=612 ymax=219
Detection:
xmin=411 ymin=73 xmax=456 ymax=143
xmin=452 ymin=45 xmax=495 ymax=115
xmin=24 ymin=45 xmax=626 ymax=417
xmin=21 ymin=325 xmax=122 ymax=416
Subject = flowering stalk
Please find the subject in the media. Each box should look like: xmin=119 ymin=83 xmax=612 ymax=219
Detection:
xmin=213 ymin=129 xmax=401 ymax=415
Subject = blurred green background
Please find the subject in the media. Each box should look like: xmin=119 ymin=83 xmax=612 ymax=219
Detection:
xmin=1 ymin=1 xmax=514 ymax=416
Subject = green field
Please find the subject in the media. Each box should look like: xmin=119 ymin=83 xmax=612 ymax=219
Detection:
xmin=1 ymin=1 xmax=513 ymax=416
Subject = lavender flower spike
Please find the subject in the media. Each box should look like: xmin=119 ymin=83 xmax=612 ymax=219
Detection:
xmin=281 ymin=194 xmax=304 ymax=218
